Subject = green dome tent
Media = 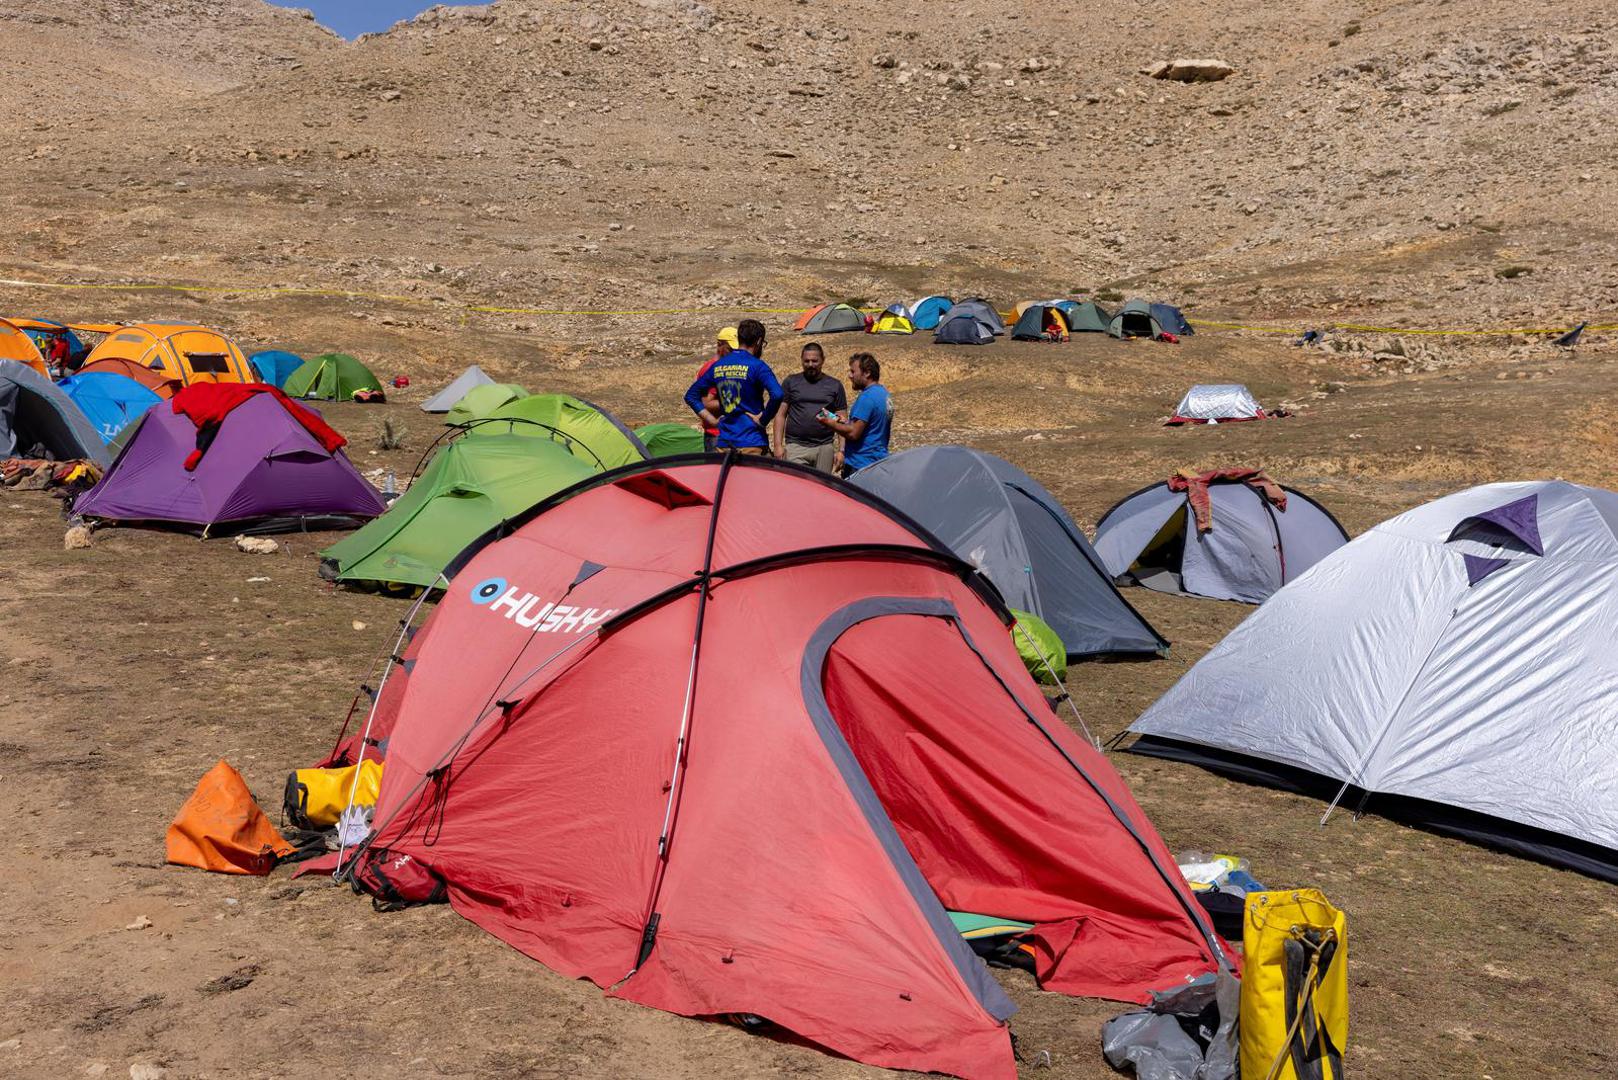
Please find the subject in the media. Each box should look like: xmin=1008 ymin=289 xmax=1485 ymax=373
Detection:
xmin=443 ymin=382 xmax=528 ymax=426
xmin=635 ymin=421 xmax=706 ymax=458
xmin=283 ymin=352 xmax=384 ymax=400
xmin=319 ymin=435 xmax=597 ymax=591
xmin=465 ymin=393 xmax=648 ymax=470
xmin=1106 ymin=300 xmax=1168 ymax=341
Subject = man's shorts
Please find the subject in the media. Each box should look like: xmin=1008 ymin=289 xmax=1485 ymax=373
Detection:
xmin=782 ymin=440 xmax=837 ymax=474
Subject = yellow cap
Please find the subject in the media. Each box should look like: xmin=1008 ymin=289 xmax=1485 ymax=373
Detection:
xmin=717 ymin=326 xmax=739 ymax=350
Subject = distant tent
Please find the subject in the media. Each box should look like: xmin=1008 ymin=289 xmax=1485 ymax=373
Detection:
xmin=801 ymin=303 xmax=867 ymax=334
xmin=1054 ymin=300 xmax=1111 ymax=334
xmin=444 ymin=381 xmax=528 ymax=426
xmin=1167 ymin=385 xmax=1268 ymax=425
xmin=1010 ymin=304 xmax=1070 ymax=342
xmin=465 ymin=393 xmax=649 ymax=470
xmin=1093 ymin=472 xmax=1350 ymax=603
xmin=850 ymin=446 xmax=1167 ymax=658
xmin=78 ymin=357 xmax=184 ymax=398
xmin=871 ymin=305 xmax=915 ymax=335
xmin=57 ymin=371 xmax=162 ymax=444
xmin=283 ymin=353 xmax=383 ymax=401
xmin=83 ymin=324 xmax=255 ymax=385
xmin=10 ymin=318 xmax=89 ymax=362
xmin=939 ymin=298 xmax=1006 ymax=336
xmin=793 ymin=303 xmax=829 ymax=332
xmin=1107 ymin=300 xmax=1167 ymax=340
xmin=73 ymin=389 xmax=383 ymax=532
xmin=1150 ymin=303 xmax=1194 ymax=336
xmin=635 ymin=422 xmax=706 ymax=458
xmin=908 ymin=295 xmax=954 ymax=330
xmin=934 ymin=315 xmax=996 ymax=345
xmin=422 ymin=365 xmax=500 ymax=413
xmin=319 ymin=435 xmax=597 ymax=590
xmin=0 ymin=319 xmax=49 ymax=376
xmin=0 ymin=359 xmax=109 ymax=465
xmin=248 ymin=350 xmax=306 ymax=388
xmin=1125 ymin=481 xmax=1618 ymax=880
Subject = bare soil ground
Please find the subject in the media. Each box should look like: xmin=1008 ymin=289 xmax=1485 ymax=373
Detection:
xmin=2 ymin=279 xmax=1617 ymax=1079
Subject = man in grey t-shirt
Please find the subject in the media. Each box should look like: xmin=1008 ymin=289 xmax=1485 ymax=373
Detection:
xmin=772 ymin=342 xmax=848 ymax=474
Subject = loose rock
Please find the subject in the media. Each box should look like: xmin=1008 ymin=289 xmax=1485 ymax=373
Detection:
xmin=235 ymin=536 xmax=279 ymax=555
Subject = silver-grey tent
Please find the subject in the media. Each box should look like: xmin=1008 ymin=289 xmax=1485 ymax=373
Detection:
xmin=1167 ymin=384 xmax=1265 ymax=424
xmin=0 ymin=358 xmax=109 ymax=466
xmin=421 ymin=364 xmax=495 ymax=413
xmin=1094 ymin=475 xmax=1348 ymax=603
xmin=850 ymin=445 xmax=1168 ymax=658
xmin=1125 ymin=481 xmax=1618 ymax=880
xmin=938 ymin=299 xmax=1006 ymax=336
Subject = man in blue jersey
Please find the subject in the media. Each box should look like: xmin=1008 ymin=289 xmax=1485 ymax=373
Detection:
xmin=818 ymin=352 xmax=891 ymax=478
xmin=684 ymin=319 xmax=783 ymax=454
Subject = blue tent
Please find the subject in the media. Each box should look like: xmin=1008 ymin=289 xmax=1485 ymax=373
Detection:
xmin=1150 ymin=303 xmax=1194 ymax=336
xmin=908 ymin=295 xmax=954 ymax=331
xmin=249 ymin=349 xmax=306 ymax=387
xmin=18 ymin=319 xmax=88 ymax=362
xmin=57 ymin=371 xmax=162 ymax=444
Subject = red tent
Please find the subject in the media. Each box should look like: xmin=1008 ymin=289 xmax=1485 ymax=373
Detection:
xmin=338 ymin=457 xmax=1227 ymax=1079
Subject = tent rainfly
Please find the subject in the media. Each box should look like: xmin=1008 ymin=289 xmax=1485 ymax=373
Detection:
xmin=908 ymin=295 xmax=954 ymax=330
xmin=248 ymin=350 xmax=307 ymax=388
xmin=1167 ymin=385 xmax=1268 ymax=425
xmin=1126 ymin=481 xmax=1618 ymax=881
xmin=935 ymin=315 xmax=996 ymax=345
xmin=939 ymin=299 xmax=1006 ymax=336
xmin=1010 ymin=304 xmax=1070 ymax=342
xmin=0 ymin=359 xmax=110 ymax=464
xmin=56 ymin=371 xmax=162 ymax=444
xmin=871 ymin=304 xmax=915 ymax=335
xmin=1055 ymin=300 xmax=1112 ymax=334
xmin=283 ymin=353 xmax=384 ymax=401
xmin=464 ymin=393 xmax=649 ymax=470
xmin=800 ymin=303 xmax=867 ymax=334
xmin=444 ymin=381 xmax=529 ymax=426
xmin=851 ymin=446 xmax=1168 ymax=657
xmin=421 ymin=364 xmax=497 ymax=413
xmin=83 ymin=325 xmax=256 ymax=385
xmin=1094 ymin=471 xmax=1350 ymax=603
xmin=1106 ymin=300 xmax=1168 ymax=340
xmin=1151 ymin=303 xmax=1194 ymax=336
xmin=635 ymin=422 xmax=706 ymax=458
xmin=320 ymin=457 xmax=1227 ymax=1080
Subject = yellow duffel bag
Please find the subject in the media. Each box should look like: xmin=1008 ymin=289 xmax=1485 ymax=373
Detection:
xmin=284 ymin=759 xmax=384 ymax=830
xmin=1240 ymin=889 xmax=1347 ymax=1080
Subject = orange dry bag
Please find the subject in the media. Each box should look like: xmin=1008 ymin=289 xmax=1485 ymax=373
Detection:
xmin=166 ymin=760 xmax=294 ymax=875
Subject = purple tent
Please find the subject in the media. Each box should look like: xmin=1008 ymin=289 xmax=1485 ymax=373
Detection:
xmin=74 ymin=393 xmax=385 ymax=533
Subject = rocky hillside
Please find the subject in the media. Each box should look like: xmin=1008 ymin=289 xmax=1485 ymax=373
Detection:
xmin=2 ymin=0 xmax=1614 ymax=330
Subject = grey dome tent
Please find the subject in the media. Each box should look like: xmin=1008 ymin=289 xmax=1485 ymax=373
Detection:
xmin=801 ymin=303 xmax=866 ymax=334
xmin=934 ymin=315 xmax=996 ymax=345
xmin=1107 ymin=299 xmax=1167 ymax=340
xmin=0 ymin=359 xmax=109 ymax=466
xmin=1010 ymin=304 xmax=1069 ymax=341
xmin=939 ymin=299 xmax=1006 ymax=336
xmin=1125 ymin=481 xmax=1618 ymax=881
xmin=1150 ymin=303 xmax=1194 ymax=336
xmin=421 ymin=364 xmax=495 ymax=413
xmin=1167 ymin=385 xmax=1267 ymax=425
xmin=1093 ymin=472 xmax=1349 ymax=603
xmin=1055 ymin=300 xmax=1111 ymax=333
xmin=850 ymin=445 xmax=1168 ymax=658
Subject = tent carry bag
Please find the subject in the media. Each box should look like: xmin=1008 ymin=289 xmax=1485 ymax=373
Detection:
xmin=1240 ymin=889 xmax=1348 ymax=1080
xmin=284 ymin=759 xmax=384 ymax=831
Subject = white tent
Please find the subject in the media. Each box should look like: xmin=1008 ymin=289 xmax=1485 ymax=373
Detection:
xmin=1168 ymin=385 xmax=1264 ymax=424
xmin=1127 ymin=481 xmax=1618 ymax=879
xmin=420 ymin=364 xmax=494 ymax=413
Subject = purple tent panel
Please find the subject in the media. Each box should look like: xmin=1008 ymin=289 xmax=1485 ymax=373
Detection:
xmin=1462 ymin=554 xmax=1513 ymax=586
xmin=1448 ymin=494 xmax=1543 ymax=555
xmin=74 ymin=393 xmax=385 ymax=530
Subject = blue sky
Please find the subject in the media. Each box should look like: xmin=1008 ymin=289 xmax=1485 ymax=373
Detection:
xmin=269 ymin=1 xmax=444 ymax=39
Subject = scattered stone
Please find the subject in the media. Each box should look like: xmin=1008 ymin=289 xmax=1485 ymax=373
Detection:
xmin=1152 ymin=58 xmax=1235 ymax=83
xmin=352 ymin=620 xmax=367 ymax=631
xmin=129 ymin=1066 xmax=167 ymax=1080
xmin=235 ymin=536 xmax=279 ymax=555
xmin=945 ymin=72 xmax=972 ymax=91
xmin=125 ymin=916 xmax=152 ymax=931
xmin=870 ymin=53 xmax=897 ymax=69
xmin=0 ymin=1038 xmax=20 ymax=1051
xmin=198 ymin=965 xmax=261 ymax=995
xmin=379 ymin=89 xmax=401 ymax=102
xmin=64 ymin=525 xmax=93 ymax=550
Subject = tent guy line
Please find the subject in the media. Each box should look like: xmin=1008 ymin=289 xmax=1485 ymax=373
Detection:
xmin=1 ymin=275 xmax=1609 ymax=337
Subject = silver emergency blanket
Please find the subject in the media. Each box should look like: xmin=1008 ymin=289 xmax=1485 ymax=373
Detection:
xmin=1131 ymin=481 xmax=1618 ymax=855
xmin=1171 ymin=384 xmax=1263 ymax=422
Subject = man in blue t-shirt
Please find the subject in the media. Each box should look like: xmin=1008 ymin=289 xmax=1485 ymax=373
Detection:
xmin=818 ymin=351 xmax=891 ymax=478
xmin=683 ymin=319 xmax=783 ymax=453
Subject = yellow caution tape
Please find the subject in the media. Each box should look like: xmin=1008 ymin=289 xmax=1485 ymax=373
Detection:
xmin=0 ymin=275 xmax=1609 ymax=337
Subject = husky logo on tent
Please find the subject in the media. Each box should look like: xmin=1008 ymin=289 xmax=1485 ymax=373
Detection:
xmin=469 ymin=575 xmax=615 ymax=634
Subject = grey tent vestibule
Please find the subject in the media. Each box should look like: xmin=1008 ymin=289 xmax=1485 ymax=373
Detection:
xmin=421 ymin=364 xmax=495 ymax=413
xmin=1093 ymin=473 xmax=1348 ymax=603
xmin=1124 ymin=481 xmax=1618 ymax=882
xmin=850 ymin=445 xmax=1168 ymax=658
xmin=0 ymin=359 xmax=110 ymax=466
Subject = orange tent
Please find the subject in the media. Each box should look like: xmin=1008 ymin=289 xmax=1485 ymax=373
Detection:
xmin=78 ymin=356 xmax=184 ymax=398
xmin=793 ymin=303 xmax=829 ymax=332
xmin=0 ymin=318 xmax=48 ymax=376
xmin=83 ymin=324 xmax=255 ymax=386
